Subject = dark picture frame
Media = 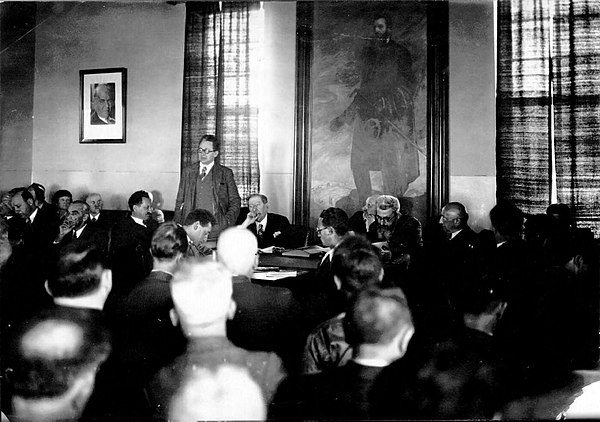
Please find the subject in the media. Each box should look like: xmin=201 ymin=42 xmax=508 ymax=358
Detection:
xmin=79 ymin=67 xmax=127 ymax=143
xmin=293 ymin=1 xmax=448 ymax=230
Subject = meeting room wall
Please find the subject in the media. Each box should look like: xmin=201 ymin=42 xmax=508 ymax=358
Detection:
xmin=2 ymin=1 xmax=496 ymax=230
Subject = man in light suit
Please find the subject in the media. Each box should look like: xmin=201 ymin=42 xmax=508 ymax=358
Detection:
xmin=174 ymin=134 xmax=241 ymax=241
xmin=240 ymin=193 xmax=291 ymax=249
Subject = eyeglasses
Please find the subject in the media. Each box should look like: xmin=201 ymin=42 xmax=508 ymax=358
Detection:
xmin=198 ymin=148 xmax=215 ymax=154
xmin=315 ymin=226 xmax=330 ymax=235
xmin=440 ymin=215 xmax=457 ymax=222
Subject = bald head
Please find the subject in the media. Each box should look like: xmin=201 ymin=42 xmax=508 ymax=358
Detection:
xmin=217 ymin=227 xmax=258 ymax=277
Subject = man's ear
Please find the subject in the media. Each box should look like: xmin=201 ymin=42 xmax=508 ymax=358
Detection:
xmin=333 ymin=275 xmax=342 ymax=290
xmin=574 ymin=254 xmax=585 ymax=272
xmin=227 ymin=299 xmax=237 ymax=320
xmin=398 ymin=325 xmax=415 ymax=358
xmin=169 ymin=308 xmax=179 ymax=327
xmin=101 ymin=269 xmax=112 ymax=295
xmin=44 ymin=280 xmax=52 ymax=297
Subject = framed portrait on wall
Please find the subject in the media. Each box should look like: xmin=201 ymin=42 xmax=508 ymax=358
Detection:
xmin=294 ymin=1 xmax=448 ymax=230
xmin=79 ymin=67 xmax=127 ymax=143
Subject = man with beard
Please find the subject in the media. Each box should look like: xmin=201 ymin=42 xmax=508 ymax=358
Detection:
xmin=368 ymin=195 xmax=422 ymax=267
xmin=330 ymin=13 xmax=419 ymax=206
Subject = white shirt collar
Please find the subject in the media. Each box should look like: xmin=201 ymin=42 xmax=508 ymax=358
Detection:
xmin=200 ymin=161 xmax=215 ymax=175
xmin=450 ymin=228 xmax=463 ymax=240
xmin=29 ymin=207 xmax=39 ymax=223
xmin=353 ymin=357 xmax=391 ymax=367
xmin=131 ymin=215 xmax=146 ymax=227
xmin=90 ymin=212 xmax=100 ymax=221
xmin=496 ymin=240 xmax=507 ymax=248
xmin=256 ymin=213 xmax=268 ymax=230
xmin=74 ymin=224 xmax=87 ymax=238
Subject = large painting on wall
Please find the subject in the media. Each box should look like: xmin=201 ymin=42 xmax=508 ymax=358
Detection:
xmin=294 ymin=1 xmax=448 ymax=229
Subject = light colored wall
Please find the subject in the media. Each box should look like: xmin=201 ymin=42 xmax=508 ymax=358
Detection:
xmin=2 ymin=1 xmax=497 ymax=226
xmin=31 ymin=2 xmax=185 ymax=210
xmin=257 ymin=2 xmax=296 ymax=218
xmin=449 ymin=0 xmax=496 ymax=230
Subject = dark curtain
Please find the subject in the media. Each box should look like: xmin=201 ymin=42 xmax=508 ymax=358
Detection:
xmin=553 ymin=0 xmax=600 ymax=235
xmin=497 ymin=0 xmax=600 ymax=235
xmin=181 ymin=2 xmax=260 ymax=201
xmin=497 ymin=0 xmax=552 ymax=214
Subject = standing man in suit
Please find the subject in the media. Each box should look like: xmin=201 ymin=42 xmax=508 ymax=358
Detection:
xmin=174 ymin=134 xmax=241 ymax=241
xmin=240 ymin=194 xmax=291 ymax=248
xmin=52 ymin=200 xmax=108 ymax=255
xmin=86 ymin=192 xmax=112 ymax=230
xmin=109 ymin=190 xmax=154 ymax=294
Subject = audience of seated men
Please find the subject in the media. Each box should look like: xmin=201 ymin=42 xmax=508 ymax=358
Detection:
xmin=4 ymin=307 xmax=111 ymax=422
xmin=104 ymin=222 xmax=188 ymax=421
xmin=239 ymin=193 xmax=292 ymax=248
xmin=147 ymin=260 xmax=286 ymax=421
xmin=302 ymin=235 xmax=384 ymax=374
xmin=109 ymin=190 xmax=154 ymax=294
xmin=181 ymin=208 xmax=215 ymax=258
xmin=348 ymin=194 xmax=379 ymax=236
xmin=271 ymin=286 xmax=415 ymax=420
xmin=86 ymin=192 xmax=113 ymax=230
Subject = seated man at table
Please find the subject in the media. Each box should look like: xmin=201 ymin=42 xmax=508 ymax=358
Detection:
xmin=182 ymin=208 xmax=215 ymax=259
xmin=239 ymin=193 xmax=291 ymax=249
xmin=368 ymin=195 xmax=422 ymax=267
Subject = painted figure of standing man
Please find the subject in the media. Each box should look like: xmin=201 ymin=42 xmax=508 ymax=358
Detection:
xmin=330 ymin=12 xmax=419 ymax=207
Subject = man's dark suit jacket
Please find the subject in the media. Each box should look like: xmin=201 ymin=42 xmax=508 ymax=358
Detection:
xmin=109 ymin=216 xmax=153 ymax=294
xmin=53 ymin=223 xmax=109 ymax=257
xmin=88 ymin=212 xmax=113 ymax=231
xmin=270 ymin=361 xmax=385 ymax=420
xmin=227 ymin=276 xmax=306 ymax=370
xmin=91 ymin=111 xmax=115 ymax=124
xmin=174 ymin=162 xmax=241 ymax=234
xmin=247 ymin=213 xmax=291 ymax=248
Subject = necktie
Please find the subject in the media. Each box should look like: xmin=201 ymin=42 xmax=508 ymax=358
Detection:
xmin=257 ymin=223 xmax=264 ymax=237
xmin=200 ymin=166 xmax=207 ymax=180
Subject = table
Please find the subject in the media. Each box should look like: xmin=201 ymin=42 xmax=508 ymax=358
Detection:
xmin=258 ymin=253 xmax=320 ymax=271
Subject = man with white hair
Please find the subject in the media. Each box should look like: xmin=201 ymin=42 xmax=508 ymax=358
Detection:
xmin=147 ymin=260 xmax=285 ymax=420
xmin=368 ymin=194 xmax=422 ymax=265
xmin=218 ymin=226 xmax=305 ymax=370
xmin=86 ymin=193 xmax=112 ymax=230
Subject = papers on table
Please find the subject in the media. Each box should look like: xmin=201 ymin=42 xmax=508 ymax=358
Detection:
xmin=252 ymin=270 xmax=298 ymax=281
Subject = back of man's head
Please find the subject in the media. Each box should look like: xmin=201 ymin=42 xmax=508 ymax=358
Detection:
xmin=27 ymin=183 xmax=46 ymax=203
xmin=183 ymin=208 xmax=216 ymax=227
xmin=171 ymin=260 xmax=234 ymax=335
xmin=320 ymin=207 xmax=349 ymax=237
xmin=217 ymin=226 xmax=258 ymax=277
xmin=151 ymin=221 xmax=188 ymax=261
xmin=7 ymin=307 xmax=111 ymax=421
xmin=489 ymin=201 xmax=524 ymax=240
xmin=344 ymin=287 xmax=413 ymax=348
xmin=169 ymin=364 xmax=266 ymax=421
xmin=47 ymin=242 xmax=108 ymax=299
xmin=332 ymin=236 xmax=383 ymax=296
